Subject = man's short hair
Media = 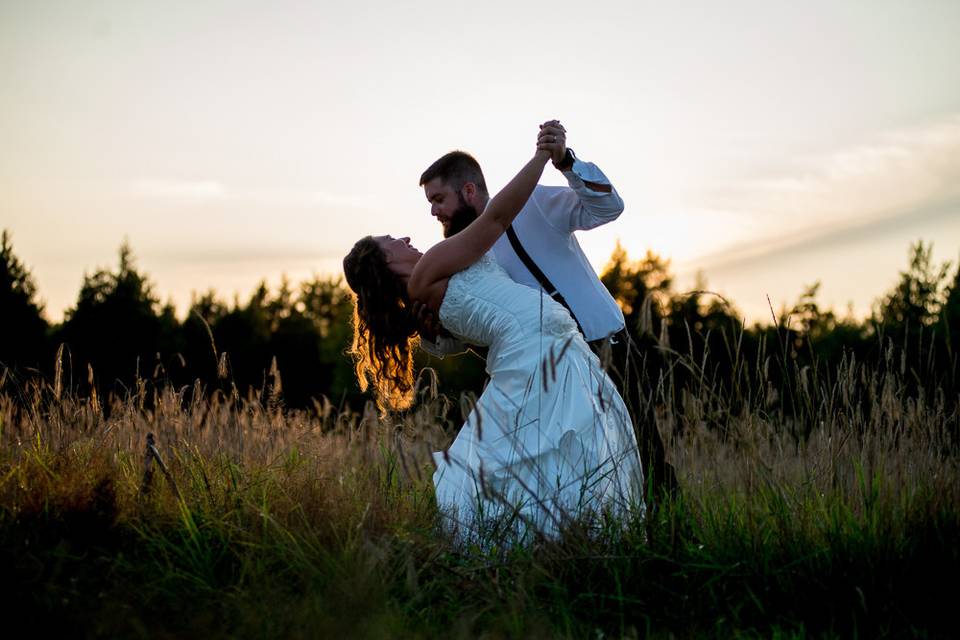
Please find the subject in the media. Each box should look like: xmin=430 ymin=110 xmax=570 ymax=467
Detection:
xmin=419 ymin=151 xmax=488 ymax=196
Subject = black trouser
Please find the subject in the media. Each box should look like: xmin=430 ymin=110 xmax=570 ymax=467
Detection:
xmin=589 ymin=329 xmax=679 ymax=505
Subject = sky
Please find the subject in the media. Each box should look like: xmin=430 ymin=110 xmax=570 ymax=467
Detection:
xmin=2 ymin=0 xmax=959 ymax=323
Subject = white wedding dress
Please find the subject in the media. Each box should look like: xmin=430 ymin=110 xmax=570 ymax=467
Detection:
xmin=432 ymin=254 xmax=645 ymax=541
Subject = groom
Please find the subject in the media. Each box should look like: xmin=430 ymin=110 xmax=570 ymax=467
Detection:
xmin=417 ymin=120 xmax=677 ymax=501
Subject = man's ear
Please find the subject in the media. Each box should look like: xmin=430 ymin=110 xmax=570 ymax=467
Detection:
xmin=461 ymin=182 xmax=477 ymax=203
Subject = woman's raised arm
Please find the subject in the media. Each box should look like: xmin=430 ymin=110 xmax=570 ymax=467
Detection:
xmin=408 ymin=148 xmax=551 ymax=298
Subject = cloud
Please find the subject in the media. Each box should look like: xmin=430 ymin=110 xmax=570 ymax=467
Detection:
xmin=131 ymin=179 xmax=225 ymax=200
xmin=692 ymin=198 xmax=960 ymax=274
xmin=689 ymin=113 xmax=960 ymax=267
xmin=129 ymin=179 xmax=374 ymax=209
xmin=142 ymin=245 xmax=341 ymax=265
xmin=309 ymin=190 xmax=376 ymax=208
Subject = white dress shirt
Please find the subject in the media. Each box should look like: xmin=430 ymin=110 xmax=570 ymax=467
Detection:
xmin=422 ymin=156 xmax=626 ymax=356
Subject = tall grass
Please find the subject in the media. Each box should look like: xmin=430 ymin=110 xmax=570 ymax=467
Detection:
xmin=1 ymin=327 xmax=957 ymax=638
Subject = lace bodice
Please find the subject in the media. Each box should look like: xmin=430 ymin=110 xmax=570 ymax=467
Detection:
xmin=438 ymin=253 xmax=580 ymax=371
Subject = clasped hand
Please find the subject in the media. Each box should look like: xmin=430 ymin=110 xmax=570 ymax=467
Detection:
xmin=536 ymin=119 xmax=567 ymax=165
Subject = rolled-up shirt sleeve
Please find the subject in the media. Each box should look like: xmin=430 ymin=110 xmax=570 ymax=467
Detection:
xmin=536 ymin=158 xmax=625 ymax=233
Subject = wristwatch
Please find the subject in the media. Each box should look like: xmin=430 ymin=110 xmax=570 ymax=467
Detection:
xmin=553 ymin=147 xmax=576 ymax=172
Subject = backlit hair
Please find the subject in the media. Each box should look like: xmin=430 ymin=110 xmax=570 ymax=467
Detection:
xmin=342 ymin=236 xmax=419 ymax=412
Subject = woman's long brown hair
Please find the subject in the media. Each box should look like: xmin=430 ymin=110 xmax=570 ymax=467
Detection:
xmin=342 ymin=236 xmax=419 ymax=412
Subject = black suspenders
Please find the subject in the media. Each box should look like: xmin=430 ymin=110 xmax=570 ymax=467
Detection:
xmin=505 ymin=225 xmax=586 ymax=338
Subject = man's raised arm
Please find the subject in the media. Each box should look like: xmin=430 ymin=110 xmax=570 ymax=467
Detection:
xmin=535 ymin=121 xmax=624 ymax=233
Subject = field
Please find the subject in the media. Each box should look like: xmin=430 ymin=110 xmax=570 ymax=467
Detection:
xmin=1 ymin=337 xmax=958 ymax=639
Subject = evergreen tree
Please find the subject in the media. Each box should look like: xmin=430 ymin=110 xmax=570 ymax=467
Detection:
xmin=298 ymin=275 xmax=360 ymax=402
xmin=180 ymin=290 xmax=229 ymax=388
xmin=56 ymin=241 xmax=176 ymax=394
xmin=211 ymin=282 xmax=274 ymax=397
xmin=600 ymin=242 xmax=672 ymax=337
xmin=0 ymin=230 xmax=50 ymax=373
xmin=873 ymin=241 xmax=952 ymax=377
xmin=877 ymin=241 xmax=951 ymax=329
xmin=939 ymin=257 xmax=960 ymax=367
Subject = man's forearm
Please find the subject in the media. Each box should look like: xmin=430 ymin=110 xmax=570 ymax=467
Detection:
xmin=564 ymin=158 xmax=624 ymax=228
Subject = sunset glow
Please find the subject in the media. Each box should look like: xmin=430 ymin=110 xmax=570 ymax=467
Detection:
xmin=3 ymin=1 xmax=959 ymax=322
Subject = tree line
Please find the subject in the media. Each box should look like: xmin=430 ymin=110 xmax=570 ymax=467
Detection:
xmin=2 ymin=229 xmax=958 ymax=415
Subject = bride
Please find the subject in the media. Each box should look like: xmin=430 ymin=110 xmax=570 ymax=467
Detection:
xmin=343 ymin=124 xmax=644 ymax=542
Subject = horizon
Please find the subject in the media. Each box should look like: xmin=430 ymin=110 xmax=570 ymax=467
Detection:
xmin=7 ymin=226 xmax=956 ymax=327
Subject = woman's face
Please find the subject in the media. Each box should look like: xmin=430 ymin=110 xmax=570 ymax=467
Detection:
xmin=374 ymin=235 xmax=422 ymax=277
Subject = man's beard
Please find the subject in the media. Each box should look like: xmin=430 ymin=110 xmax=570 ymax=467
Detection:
xmin=444 ymin=194 xmax=480 ymax=238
